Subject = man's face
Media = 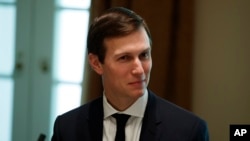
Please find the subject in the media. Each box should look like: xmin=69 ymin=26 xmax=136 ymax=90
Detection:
xmin=89 ymin=27 xmax=152 ymax=101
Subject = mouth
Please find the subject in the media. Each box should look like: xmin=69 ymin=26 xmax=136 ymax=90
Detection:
xmin=128 ymin=79 xmax=146 ymax=86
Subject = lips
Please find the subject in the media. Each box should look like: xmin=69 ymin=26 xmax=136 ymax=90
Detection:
xmin=128 ymin=79 xmax=146 ymax=85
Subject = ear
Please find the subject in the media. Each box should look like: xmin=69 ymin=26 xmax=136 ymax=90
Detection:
xmin=88 ymin=53 xmax=103 ymax=75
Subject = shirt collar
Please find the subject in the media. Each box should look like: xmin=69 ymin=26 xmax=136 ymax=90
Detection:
xmin=103 ymin=90 xmax=148 ymax=119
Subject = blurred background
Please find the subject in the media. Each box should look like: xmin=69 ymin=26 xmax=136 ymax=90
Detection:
xmin=0 ymin=0 xmax=249 ymax=141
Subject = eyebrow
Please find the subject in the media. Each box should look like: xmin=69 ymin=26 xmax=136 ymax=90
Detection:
xmin=114 ymin=47 xmax=151 ymax=58
xmin=144 ymin=47 xmax=151 ymax=52
xmin=140 ymin=47 xmax=152 ymax=54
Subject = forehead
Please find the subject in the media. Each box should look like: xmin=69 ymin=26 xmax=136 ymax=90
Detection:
xmin=103 ymin=28 xmax=151 ymax=55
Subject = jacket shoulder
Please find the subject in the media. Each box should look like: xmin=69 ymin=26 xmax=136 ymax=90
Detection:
xmin=148 ymin=91 xmax=209 ymax=140
xmin=58 ymin=97 xmax=102 ymax=121
xmin=51 ymin=97 xmax=103 ymax=141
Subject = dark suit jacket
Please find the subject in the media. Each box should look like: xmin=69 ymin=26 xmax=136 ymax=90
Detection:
xmin=51 ymin=90 xmax=209 ymax=141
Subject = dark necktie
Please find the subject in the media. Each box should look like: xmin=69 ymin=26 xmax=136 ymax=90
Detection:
xmin=112 ymin=114 xmax=131 ymax=141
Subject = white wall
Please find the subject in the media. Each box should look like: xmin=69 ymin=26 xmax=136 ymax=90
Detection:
xmin=193 ymin=0 xmax=250 ymax=140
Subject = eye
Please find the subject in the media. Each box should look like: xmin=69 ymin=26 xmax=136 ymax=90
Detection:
xmin=118 ymin=55 xmax=130 ymax=61
xmin=140 ymin=51 xmax=150 ymax=59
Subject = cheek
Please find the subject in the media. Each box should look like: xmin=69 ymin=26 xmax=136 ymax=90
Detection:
xmin=116 ymin=67 xmax=130 ymax=77
xmin=105 ymin=65 xmax=128 ymax=78
xmin=144 ymin=61 xmax=152 ymax=73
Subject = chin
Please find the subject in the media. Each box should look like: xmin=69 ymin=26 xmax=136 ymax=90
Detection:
xmin=132 ymin=89 xmax=145 ymax=98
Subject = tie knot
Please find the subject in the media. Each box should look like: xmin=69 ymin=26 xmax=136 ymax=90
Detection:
xmin=112 ymin=114 xmax=130 ymax=124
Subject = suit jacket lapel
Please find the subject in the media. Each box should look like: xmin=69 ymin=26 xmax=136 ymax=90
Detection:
xmin=88 ymin=97 xmax=104 ymax=141
xmin=140 ymin=90 xmax=161 ymax=141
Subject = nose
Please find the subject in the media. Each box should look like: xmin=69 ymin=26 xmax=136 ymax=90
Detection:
xmin=132 ymin=58 xmax=144 ymax=75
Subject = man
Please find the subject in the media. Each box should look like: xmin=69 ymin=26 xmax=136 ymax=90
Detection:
xmin=51 ymin=7 xmax=209 ymax=141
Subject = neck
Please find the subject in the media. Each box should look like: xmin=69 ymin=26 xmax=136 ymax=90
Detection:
xmin=105 ymin=94 xmax=139 ymax=111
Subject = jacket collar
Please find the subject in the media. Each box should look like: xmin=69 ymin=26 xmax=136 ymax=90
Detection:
xmin=88 ymin=97 xmax=104 ymax=141
xmin=140 ymin=90 xmax=161 ymax=141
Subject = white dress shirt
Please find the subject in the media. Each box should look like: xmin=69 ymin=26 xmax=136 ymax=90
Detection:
xmin=102 ymin=91 xmax=148 ymax=141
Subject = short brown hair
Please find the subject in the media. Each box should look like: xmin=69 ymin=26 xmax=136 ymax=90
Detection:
xmin=87 ymin=7 xmax=152 ymax=63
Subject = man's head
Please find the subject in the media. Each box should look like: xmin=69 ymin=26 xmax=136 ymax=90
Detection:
xmin=87 ymin=7 xmax=152 ymax=110
xmin=87 ymin=7 xmax=152 ymax=63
